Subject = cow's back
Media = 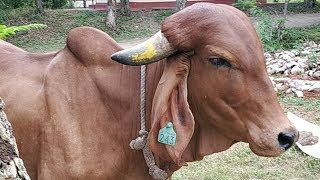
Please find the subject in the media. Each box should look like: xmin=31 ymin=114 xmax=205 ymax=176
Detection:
xmin=0 ymin=39 xmax=55 ymax=110
xmin=0 ymin=40 xmax=55 ymax=178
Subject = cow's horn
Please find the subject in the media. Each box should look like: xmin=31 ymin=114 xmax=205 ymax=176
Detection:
xmin=111 ymin=31 xmax=177 ymax=66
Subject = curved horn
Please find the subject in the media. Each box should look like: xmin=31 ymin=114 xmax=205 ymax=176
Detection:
xmin=111 ymin=31 xmax=177 ymax=66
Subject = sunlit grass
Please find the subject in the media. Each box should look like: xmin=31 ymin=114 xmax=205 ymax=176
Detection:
xmin=173 ymin=143 xmax=320 ymax=179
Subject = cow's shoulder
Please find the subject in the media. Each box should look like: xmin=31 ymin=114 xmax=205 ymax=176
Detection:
xmin=66 ymin=26 xmax=122 ymax=67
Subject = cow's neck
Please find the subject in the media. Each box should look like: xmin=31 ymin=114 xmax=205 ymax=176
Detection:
xmin=144 ymin=61 xmax=165 ymax=131
xmin=119 ymin=61 xmax=166 ymax=179
xmin=92 ymin=60 xmax=165 ymax=179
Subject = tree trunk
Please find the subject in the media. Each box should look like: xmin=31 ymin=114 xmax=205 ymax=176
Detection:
xmin=304 ymin=0 xmax=315 ymax=8
xmin=283 ymin=0 xmax=289 ymax=16
xmin=0 ymin=98 xmax=31 ymax=180
xmin=83 ymin=0 xmax=87 ymax=8
xmin=36 ymin=0 xmax=44 ymax=14
xmin=69 ymin=0 xmax=74 ymax=8
xmin=106 ymin=0 xmax=117 ymax=29
xmin=120 ymin=0 xmax=130 ymax=16
xmin=176 ymin=0 xmax=187 ymax=11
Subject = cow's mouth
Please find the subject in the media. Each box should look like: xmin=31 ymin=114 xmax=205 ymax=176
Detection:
xmin=246 ymin=127 xmax=299 ymax=157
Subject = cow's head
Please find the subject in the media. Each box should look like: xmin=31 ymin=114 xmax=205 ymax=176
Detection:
xmin=111 ymin=3 xmax=298 ymax=167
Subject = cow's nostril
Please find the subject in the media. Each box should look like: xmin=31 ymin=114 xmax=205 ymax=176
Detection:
xmin=278 ymin=132 xmax=295 ymax=150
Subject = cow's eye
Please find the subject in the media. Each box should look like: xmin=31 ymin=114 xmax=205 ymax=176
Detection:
xmin=209 ymin=57 xmax=232 ymax=68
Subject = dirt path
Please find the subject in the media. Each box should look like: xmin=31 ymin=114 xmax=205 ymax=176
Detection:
xmin=283 ymin=13 xmax=320 ymax=28
xmin=251 ymin=12 xmax=320 ymax=28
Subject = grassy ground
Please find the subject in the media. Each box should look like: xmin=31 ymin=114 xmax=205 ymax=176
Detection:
xmin=173 ymin=144 xmax=320 ymax=179
xmin=1 ymin=7 xmax=320 ymax=180
xmin=1 ymin=8 xmax=174 ymax=52
xmin=2 ymin=6 xmax=320 ymax=52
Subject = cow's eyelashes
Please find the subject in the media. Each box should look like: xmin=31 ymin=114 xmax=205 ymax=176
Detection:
xmin=208 ymin=57 xmax=232 ymax=68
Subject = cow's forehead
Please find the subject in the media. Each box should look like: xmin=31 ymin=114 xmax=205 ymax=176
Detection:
xmin=198 ymin=4 xmax=266 ymax=70
xmin=163 ymin=3 xmax=266 ymax=70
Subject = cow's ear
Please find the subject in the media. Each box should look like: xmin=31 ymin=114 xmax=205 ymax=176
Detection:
xmin=147 ymin=53 xmax=194 ymax=166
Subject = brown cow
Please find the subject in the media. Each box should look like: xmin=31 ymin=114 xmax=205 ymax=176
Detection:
xmin=0 ymin=3 xmax=298 ymax=179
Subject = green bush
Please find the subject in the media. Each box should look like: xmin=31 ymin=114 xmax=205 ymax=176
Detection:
xmin=0 ymin=24 xmax=46 ymax=39
xmin=252 ymin=7 xmax=320 ymax=51
xmin=251 ymin=8 xmax=286 ymax=51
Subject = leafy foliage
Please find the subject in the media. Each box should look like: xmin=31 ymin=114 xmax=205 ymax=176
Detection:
xmin=253 ymin=7 xmax=320 ymax=51
xmin=250 ymin=7 xmax=320 ymax=51
xmin=0 ymin=24 xmax=46 ymax=39
xmin=251 ymin=8 xmax=287 ymax=51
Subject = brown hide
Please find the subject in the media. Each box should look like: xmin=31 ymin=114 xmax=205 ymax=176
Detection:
xmin=0 ymin=3 xmax=298 ymax=180
xmin=0 ymin=28 xmax=152 ymax=179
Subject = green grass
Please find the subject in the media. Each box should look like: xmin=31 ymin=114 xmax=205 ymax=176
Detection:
xmin=2 ymin=7 xmax=320 ymax=52
xmin=176 ymin=150 xmax=319 ymax=179
xmin=285 ymin=25 xmax=320 ymax=45
xmin=280 ymin=95 xmax=320 ymax=112
xmin=278 ymin=95 xmax=320 ymax=123
xmin=152 ymin=9 xmax=174 ymax=23
xmin=2 ymin=8 xmax=174 ymax=52
xmin=173 ymin=144 xmax=320 ymax=179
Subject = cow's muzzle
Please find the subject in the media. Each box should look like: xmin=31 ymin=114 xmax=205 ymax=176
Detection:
xmin=247 ymin=120 xmax=299 ymax=157
xmin=111 ymin=31 xmax=177 ymax=66
xmin=278 ymin=129 xmax=299 ymax=150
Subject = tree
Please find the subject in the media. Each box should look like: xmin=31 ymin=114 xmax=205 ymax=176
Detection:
xmin=283 ymin=0 xmax=289 ymax=16
xmin=176 ymin=0 xmax=187 ymax=11
xmin=120 ymin=0 xmax=130 ymax=16
xmin=106 ymin=0 xmax=116 ymax=29
xmin=83 ymin=0 xmax=87 ymax=8
xmin=36 ymin=0 xmax=44 ymax=14
xmin=0 ymin=98 xmax=31 ymax=180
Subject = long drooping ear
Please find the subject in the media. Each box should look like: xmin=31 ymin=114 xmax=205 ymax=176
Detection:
xmin=147 ymin=53 xmax=194 ymax=166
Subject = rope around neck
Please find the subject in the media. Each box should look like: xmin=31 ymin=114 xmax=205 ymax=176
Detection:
xmin=129 ymin=65 xmax=167 ymax=180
